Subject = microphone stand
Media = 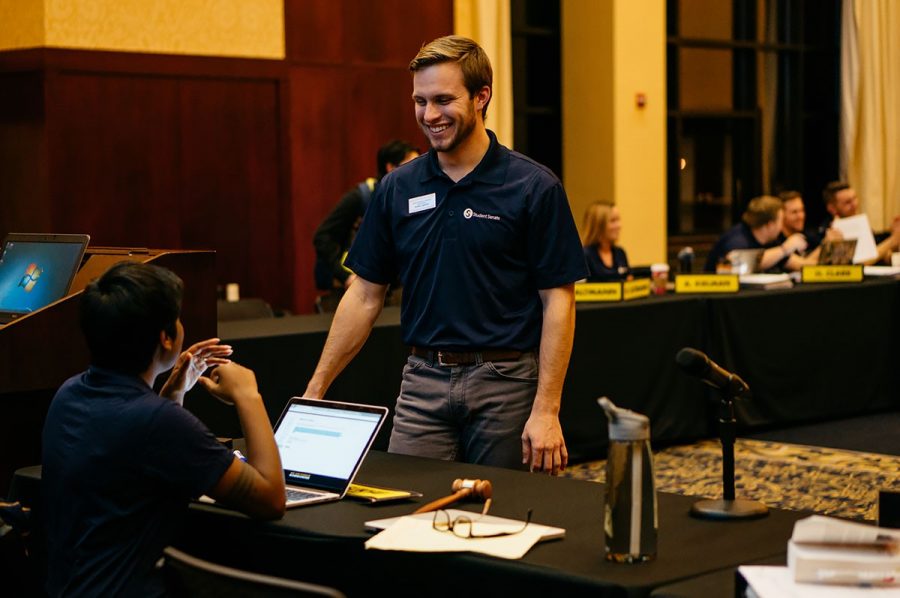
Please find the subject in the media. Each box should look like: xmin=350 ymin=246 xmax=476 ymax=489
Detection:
xmin=691 ymin=376 xmax=769 ymax=520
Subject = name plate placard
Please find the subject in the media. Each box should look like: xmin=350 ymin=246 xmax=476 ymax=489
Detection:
xmin=675 ymin=274 xmax=740 ymax=294
xmin=801 ymin=265 xmax=863 ymax=283
xmin=575 ymin=282 xmax=622 ymax=302
xmin=623 ymin=278 xmax=651 ymax=301
xmin=575 ymin=279 xmax=652 ymax=302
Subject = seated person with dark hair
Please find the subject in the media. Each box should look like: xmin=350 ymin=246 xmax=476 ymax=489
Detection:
xmin=313 ymin=139 xmax=419 ymax=291
xmin=581 ymin=201 xmax=630 ymax=281
xmin=704 ymin=195 xmax=809 ymax=272
xmin=818 ymin=181 xmax=900 ymax=264
xmin=42 ymin=262 xmax=285 ymax=597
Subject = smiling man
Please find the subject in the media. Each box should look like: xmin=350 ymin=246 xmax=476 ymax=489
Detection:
xmin=303 ymin=36 xmax=586 ymax=474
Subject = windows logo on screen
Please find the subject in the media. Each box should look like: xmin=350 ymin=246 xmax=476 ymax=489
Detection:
xmin=18 ymin=263 xmax=42 ymax=292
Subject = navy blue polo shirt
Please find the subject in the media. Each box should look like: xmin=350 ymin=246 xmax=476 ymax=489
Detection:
xmin=346 ymin=130 xmax=587 ymax=351
xmin=584 ymin=244 xmax=630 ymax=281
xmin=705 ymin=222 xmax=789 ymax=272
xmin=42 ymin=366 xmax=234 ymax=597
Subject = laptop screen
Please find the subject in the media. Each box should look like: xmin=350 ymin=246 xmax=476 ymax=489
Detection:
xmin=274 ymin=400 xmax=385 ymax=492
xmin=0 ymin=234 xmax=89 ymax=316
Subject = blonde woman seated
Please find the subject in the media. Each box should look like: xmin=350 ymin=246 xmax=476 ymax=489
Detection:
xmin=581 ymin=201 xmax=630 ymax=282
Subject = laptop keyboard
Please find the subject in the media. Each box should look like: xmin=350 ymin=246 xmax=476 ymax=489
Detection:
xmin=286 ymin=488 xmax=325 ymax=502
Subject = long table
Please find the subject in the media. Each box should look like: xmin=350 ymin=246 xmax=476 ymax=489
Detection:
xmin=12 ymin=453 xmax=807 ymax=597
xmin=201 ymin=278 xmax=900 ymax=462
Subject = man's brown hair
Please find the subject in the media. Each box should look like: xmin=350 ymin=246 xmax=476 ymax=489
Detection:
xmin=822 ymin=181 xmax=850 ymax=206
xmin=742 ymin=195 xmax=783 ymax=229
xmin=409 ymin=35 xmax=493 ymax=119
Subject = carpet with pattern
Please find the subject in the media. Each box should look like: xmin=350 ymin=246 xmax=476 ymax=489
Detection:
xmin=565 ymin=438 xmax=900 ymax=521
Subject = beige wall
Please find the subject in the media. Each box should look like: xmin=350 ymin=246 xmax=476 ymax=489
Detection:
xmin=563 ymin=0 xmax=667 ymax=265
xmin=0 ymin=0 xmax=284 ymax=59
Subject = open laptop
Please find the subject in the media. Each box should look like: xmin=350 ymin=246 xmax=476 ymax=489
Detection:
xmin=273 ymin=397 xmax=388 ymax=508
xmin=817 ymin=239 xmax=857 ymax=265
xmin=0 ymin=233 xmax=90 ymax=325
xmin=726 ymin=248 xmax=764 ymax=274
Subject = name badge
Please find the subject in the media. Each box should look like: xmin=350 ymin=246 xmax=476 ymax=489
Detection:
xmin=408 ymin=193 xmax=436 ymax=214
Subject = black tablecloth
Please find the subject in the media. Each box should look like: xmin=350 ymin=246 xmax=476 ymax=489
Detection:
xmin=170 ymin=452 xmax=803 ymax=597
xmin=201 ymin=278 xmax=900 ymax=461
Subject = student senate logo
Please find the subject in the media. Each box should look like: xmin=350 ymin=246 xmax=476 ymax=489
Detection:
xmin=463 ymin=208 xmax=500 ymax=221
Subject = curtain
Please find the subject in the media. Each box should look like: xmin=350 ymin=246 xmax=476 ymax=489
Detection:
xmin=453 ymin=0 xmax=514 ymax=148
xmin=761 ymin=0 xmax=777 ymax=193
xmin=841 ymin=0 xmax=900 ymax=228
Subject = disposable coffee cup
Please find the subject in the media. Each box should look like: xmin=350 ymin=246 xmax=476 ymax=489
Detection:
xmin=650 ymin=264 xmax=669 ymax=295
xmin=225 ymin=283 xmax=241 ymax=302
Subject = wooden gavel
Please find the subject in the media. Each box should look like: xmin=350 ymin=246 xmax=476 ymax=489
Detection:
xmin=413 ymin=478 xmax=493 ymax=514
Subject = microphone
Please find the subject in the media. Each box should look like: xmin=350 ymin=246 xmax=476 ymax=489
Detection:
xmin=675 ymin=347 xmax=749 ymax=396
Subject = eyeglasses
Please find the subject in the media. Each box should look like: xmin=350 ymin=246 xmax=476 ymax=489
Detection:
xmin=432 ymin=509 xmax=532 ymax=539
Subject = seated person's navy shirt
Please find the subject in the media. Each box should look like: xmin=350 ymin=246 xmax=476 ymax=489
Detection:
xmin=706 ymin=222 xmax=791 ymax=272
xmin=42 ymin=366 xmax=233 ymax=597
xmin=583 ymin=244 xmax=630 ymax=281
xmin=345 ymin=130 xmax=587 ymax=351
xmin=705 ymin=223 xmax=761 ymax=272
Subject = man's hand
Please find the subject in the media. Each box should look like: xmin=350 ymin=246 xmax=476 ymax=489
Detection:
xmin=824 ymin=227 xmax=844 ymax=242
xmin=522 ymin=410 xmax=568 ymax=475
xmin=889 ymin=215 xmax=900 ymax=249
xmin=782 ymin=233 xmax=808 ymax=256
xmin=198 ymin=362 xmax=261 ymax=406
xmin=160 ymin=338 xmax=232 ymax=403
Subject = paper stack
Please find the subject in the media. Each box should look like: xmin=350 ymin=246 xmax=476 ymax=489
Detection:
xmin=788 ymin=515 xmax=900 ymax=587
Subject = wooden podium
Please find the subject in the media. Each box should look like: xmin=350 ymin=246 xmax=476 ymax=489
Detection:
xmin=0 ymin=248 xmax=216 ymax=495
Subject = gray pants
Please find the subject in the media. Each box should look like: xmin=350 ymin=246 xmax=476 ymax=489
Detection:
xmin=388 ymin=352 xmax=538 ymax=469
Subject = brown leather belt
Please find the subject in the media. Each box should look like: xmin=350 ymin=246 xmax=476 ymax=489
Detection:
xmin=410 ymin=347 xmax=526 ymax=367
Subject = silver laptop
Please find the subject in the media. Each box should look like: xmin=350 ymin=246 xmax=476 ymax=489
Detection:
xmin=273 ymin=397 xmax=388 ymax=508
xmin=726 ymin=248 xmax=764 ymax=274
xmin=0 ymin=233 xmax=90 ymax=325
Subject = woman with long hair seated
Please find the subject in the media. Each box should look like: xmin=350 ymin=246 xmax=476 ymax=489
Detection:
xmin=581 ymin=201 xmax=630 ymax=281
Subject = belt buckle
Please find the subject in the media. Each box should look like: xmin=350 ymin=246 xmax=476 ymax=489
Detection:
xmin=436 ymin=351 xmax=454 ymax=367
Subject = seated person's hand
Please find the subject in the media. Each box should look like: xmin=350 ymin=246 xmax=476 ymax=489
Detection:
xmin=890 ymin=215 xmax=900 ymax=248
xmin=824 ymin=227 xmax=844 ymax=242
xmin=782 ymin=233 xmax=808 ymax=255
xmin=199 ymin=362 xmax=261 ymax=406
xmin=161 ymin=338 xmax=232 ymax=400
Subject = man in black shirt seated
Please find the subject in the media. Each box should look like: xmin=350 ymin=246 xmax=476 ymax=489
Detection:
xmin=705 ymin=195 xmax=810 ymax=272
xmin=818 ymin=181 xmax=900 ymax=264
xmin=42 ymin=262 xmax=285 ymax=597
xmin=313 ymin=140 xmax=419 ymax=292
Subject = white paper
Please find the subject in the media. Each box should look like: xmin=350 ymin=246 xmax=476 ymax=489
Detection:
xmin=739 ymin=566 xmax=900 ymax=598
xmin=364 ymin=511 xmax=547 ymax=559
xmin=740 ymin=274 xmax=791 ymax=284
xmin=832 ymin=214 xmax=878 ymax=263
xmin=792 ymin=515 xmax=900 ymax=545
xmin=864 ymin=266 xmax=900 ymax=277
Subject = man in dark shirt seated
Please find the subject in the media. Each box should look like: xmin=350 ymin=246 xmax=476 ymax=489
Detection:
xmin=705 ymin=195 xmax=809 ymax=272
xmin=818 ymin=181 xmax=900 ymax=264
xmin=42 ymin=262 xmax=285 ymax=597
xmin=313 ymin=140 xmax=419 ymax=291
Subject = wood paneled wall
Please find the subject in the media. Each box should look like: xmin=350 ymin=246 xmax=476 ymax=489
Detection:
xmin=0 ymin=50 xmax=292 ymax=309
xmin=285 ymin=0 xmax=452 ymax=311
xmin=0 ymin=1 xmax=453 ymax=314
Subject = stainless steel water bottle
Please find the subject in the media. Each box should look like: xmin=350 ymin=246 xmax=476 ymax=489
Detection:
xmin=598 ymin=397 xmax=657 ymax=563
